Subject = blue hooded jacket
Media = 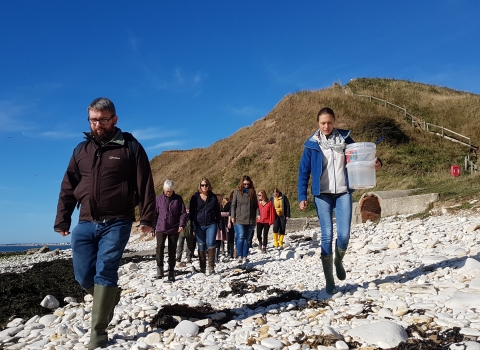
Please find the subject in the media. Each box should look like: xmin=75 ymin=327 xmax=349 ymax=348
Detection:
xmin=297 ymin=129 xmax=354 ymax=202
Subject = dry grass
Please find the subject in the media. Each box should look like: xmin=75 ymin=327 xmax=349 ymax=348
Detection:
xmin=149 ymin=78 xmax=480 ymax=210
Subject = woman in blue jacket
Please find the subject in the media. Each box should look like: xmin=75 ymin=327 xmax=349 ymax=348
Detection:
xmin=298 ymin=107 xmax=381 ymax=294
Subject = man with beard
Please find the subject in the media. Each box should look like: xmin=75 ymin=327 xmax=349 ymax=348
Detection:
xmin=54 ymin=97 xmax=156 ymax=349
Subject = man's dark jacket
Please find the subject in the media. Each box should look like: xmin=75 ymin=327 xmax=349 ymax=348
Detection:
xmin=54 ymin=128 xmax=156 ymax=231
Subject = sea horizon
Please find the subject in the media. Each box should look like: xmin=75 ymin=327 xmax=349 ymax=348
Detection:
xmin=0 ymin=243 xmax=71 ymax=253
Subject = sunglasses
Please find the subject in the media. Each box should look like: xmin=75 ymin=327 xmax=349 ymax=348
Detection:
xmin=200 ymin=184 xmax=209 ymax=187
xmin=243 ymin=182 xmax=250 ymax=186
xmin=257 ymin=194 xmax=262 ymax=197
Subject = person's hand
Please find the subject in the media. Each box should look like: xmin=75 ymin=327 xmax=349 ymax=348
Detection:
xmin=178 ymin=227 xmax=184 ymax=233
xmin=375 ymin=158 xmax=382 ymax=170
xmin=140 ymin=225 xmax=153 ymax=233
xmin=299 ymin=200 xmax=308 ymax=211
xmin=150 ymin=231 xmax=156 ymax=238
xmin=57 ymin=230 xmax=70 ymax=237
xmin=286 ymin=217 xmax=290 ymax=221
xmin=231 ymin=218 xmax=235 ymax=224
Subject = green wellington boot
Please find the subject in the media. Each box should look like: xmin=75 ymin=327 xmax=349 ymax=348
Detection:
xmin=334 ymin=244 xmax=347 ymax=280
xmin=88 ymin=284 xmax=120 ymax=349
xmin=321 ymin=255 xmax=337 ymax=295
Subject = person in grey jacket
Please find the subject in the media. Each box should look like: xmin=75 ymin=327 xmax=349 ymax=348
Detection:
xmin=231 ymin=175 xmax=259 ymax=264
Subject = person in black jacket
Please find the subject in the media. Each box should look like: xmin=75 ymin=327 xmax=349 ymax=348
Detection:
xmin=189 ymin=177 xmax=221 ymax=275
xmin=54 ymin=97 xmax=155 ymax=350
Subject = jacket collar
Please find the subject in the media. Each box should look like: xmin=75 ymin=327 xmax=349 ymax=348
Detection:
xmin=83 ymin=127 xmax=124 ymax=147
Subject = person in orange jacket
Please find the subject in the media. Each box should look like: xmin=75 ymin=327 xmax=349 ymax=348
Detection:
xmin=256 ymin=190 xmax=275 ymax=253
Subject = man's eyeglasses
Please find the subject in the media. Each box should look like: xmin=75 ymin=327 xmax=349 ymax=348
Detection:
xmin=88 ymin=116 xmax=115 ymax=125
xmin=243 ymin=182 xmax=250 ymax=186
xmin=200 ymin=184 xmax=209 ymax=187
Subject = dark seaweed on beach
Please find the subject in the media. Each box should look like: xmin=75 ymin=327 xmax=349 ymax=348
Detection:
xmin=0 ymin=259 xmax=85 ymax=327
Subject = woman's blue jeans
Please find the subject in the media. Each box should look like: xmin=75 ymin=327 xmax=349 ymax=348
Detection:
xmin=314 ymin=193 xmax=352 ymax=256
xmin=195 ymin=223 xmax=217 ymax=252
xmin=71 ymin=219 xmax=132 ymax=289
xmin=234 ymin=224 xmax=255 ymax=258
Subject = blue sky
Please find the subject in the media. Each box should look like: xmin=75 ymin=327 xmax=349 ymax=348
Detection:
xmin=0 ymin=1 xmax=479 ymax=244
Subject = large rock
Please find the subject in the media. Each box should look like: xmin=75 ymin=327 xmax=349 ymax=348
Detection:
xmin=345 ymin=321 xmax=408 ymax=349
xmin=174 ymin=320 xmax=199 ymax=337
xmin=40 ymin=295 xmax=60 ymax=309
xmin=445 ymin=291 xmax=480 ymax=310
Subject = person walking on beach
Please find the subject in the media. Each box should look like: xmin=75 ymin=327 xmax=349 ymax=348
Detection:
xmin=176 ymin=204 xmax=195 ymax=265
xmin=225 ymin=191 xmax=236 ymax=259
xmin=231 ymin=175 xmax=259 ymax=264
xmin=189 ymin=178 xmax=221 ymax=275
xmin=297 ymin=107 xmax=382 ymax=294
xmin=215 ymin=194 xmax=228 ymax=263
xmin=256 ymin=190 xmax=275 ymax=253
xmin=152 ymin=179 xmax=187 ymax=282
xmin=271 ymin=188 xmax=291 ymax=249
xmin=54 ymin=97 xmax=156 ymax=349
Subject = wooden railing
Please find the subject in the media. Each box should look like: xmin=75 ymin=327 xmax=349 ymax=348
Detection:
xmin=465 ymin=155 xmax=479 ymax=174
xmin=350 ymin=93 xmax=478 ymax=151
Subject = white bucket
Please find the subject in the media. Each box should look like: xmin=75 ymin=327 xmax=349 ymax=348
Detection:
xmin=345 ymin=142 xmax=376 ymax=163
xmin=346 ymin=160 xmax=376 ymax=189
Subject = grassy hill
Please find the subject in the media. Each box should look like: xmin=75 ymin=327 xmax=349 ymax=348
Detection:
xmin=149 ymin=78 xmax=480 ymax=217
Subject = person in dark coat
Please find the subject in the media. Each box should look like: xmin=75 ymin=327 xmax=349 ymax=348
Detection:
xmin=152 ymin=179 xmax=187 ymax=282
xmin=189 ymin=177 xmax=221 ymax=275
xmin=54 ymin=97 xmax=156 ymax=349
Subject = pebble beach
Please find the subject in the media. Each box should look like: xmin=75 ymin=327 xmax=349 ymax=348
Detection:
xmin=2 ymin=212 xmax=480 ymax=350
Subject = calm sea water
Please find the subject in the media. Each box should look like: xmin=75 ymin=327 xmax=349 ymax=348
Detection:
xmin=0 ymin=244 xmax=71 ymax=253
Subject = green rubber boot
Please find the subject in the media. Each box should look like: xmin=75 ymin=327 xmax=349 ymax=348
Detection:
xmin=88 ymin=285 xmax=119 ymax=349
xmin=334 ymin=244 xmax=347 ymax=281
xmin=321 ymin=255 xmax=337 ymax=295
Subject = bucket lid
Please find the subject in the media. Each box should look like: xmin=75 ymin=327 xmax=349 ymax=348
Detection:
xmin=346 ymin=142 xmax=376 ymax=150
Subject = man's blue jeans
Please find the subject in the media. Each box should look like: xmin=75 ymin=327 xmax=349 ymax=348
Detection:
xmin=195 ymin=223 xmax=217 ymax=252
xmin=314 ymin=193 xmax=352 ymax=256
xmin=234 ymin=224 xmax=255 ymax=258
xmin=71 ymin=219 xmax=132 ymax=289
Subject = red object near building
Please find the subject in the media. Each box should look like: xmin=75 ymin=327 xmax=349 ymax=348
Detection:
xmin=450 ymin=165 xmax=461 ymax=177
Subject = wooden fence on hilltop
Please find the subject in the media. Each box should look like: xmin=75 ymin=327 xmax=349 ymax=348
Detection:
xmin=345 ymin=91 xmax=478 ymax=173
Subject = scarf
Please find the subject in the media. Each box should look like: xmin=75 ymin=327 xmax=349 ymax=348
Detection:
xmin=314 ymin=128 xmax=346 ymax=154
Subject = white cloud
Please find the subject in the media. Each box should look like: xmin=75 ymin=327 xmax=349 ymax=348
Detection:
xmin=128 ymin=33 xmax=141 ymax=52
xmin=227 ymin=105 xmax=265 ymax=118
xmin=0 ymin=100 xmax=37 ymax=132
xmin=130 ymin=127 xmax=180 ymax=141
xmin=174 ymin=68 xmax=185 ymax=85
xmin=147 ymin=141 xmax=183 ymax=151
xmin=193 ymin=72 xmax=202 ymax=84
xmin=38 ymin=131 xmax=79 ymax=139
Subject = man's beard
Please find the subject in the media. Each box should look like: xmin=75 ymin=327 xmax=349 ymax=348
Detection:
xmin=91 ymin=128 xmax=115 ymax=143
